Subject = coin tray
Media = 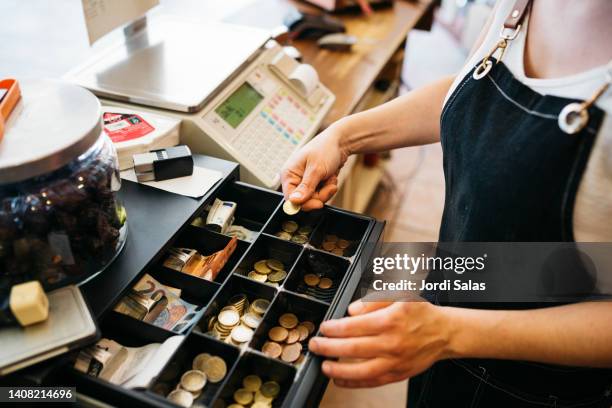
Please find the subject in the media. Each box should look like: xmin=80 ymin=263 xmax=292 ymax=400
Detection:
xmin=34 ymin=163 xmax=384 ymax=408
xmin=200 ymin=181 xmax=283 ymax=235
xmin=283 ymin=249 xmax=350 ymax=304
xmin=309 ymin=208 xmax=371 ymax=257
xmin=216 ymin=352 xmax=296 ymax=408
xmin=248 ymin=291 xmax=328 ymax=365
xmin=147 ymin=332 xmax=240 ymax=407
xmin=233 ymin=234 xmax=302 ymax=284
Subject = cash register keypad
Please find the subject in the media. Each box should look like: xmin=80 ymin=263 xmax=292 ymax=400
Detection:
xmin=233 ymin=90 xmax=315 ymax=180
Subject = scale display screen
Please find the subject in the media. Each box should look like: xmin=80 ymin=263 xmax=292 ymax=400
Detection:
xmin=215 ymin=82 xmax=263 ymax=129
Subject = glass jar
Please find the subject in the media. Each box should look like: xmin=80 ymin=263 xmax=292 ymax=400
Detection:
xmin=0 ymin=80 xmax=127 ymax=291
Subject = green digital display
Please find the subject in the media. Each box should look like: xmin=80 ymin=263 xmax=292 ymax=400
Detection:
xmin=215 ymin=82 xmax=263 ymax=129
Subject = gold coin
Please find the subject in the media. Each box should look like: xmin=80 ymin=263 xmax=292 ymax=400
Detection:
xmin=286 ymin=329 xmax=300 ymax=344
xmin=262 ymin=341 xmax=283 ymax=358
xmin=279 ymin=313 xmax=298 ymax=329
xmin=260 ymin=381 xmax=281 ymax=398
xmin=167 ymin=389 xmax=193 ymax=407
xmin=337 ymin=239 xmax=350 ymax=249
xmin=268 ymin=326 xmax=289 ymax=342
xmin=296 ymin=324 xmax=310 ymax=341
xmin=231 ymin=325 xmax=254 ymax=343
xmin=202 ymin=356 xmax=227 ymax=383
xmin=248 ymin=270 xmax=268 ymax=282
xmin=228 ymin=405 xmax=245 ymax=408
xmin=324 ymin=234 xmax=338 ymax=243
xmin=180 ymin=370 xmax=207 ymax=392
xmin=301 ymin=321 xmax=315 ymax=335
xmin=282 ymin=200 xmax=301 ymax=216
xmin=192 ymin=353 xmax=211 ymax=371
xmin=281 ymin=343 xmax=302 ymax=363
xmin=303 ymin=273 xmax=320 ymax=287
xmin=254 ymin=260 xmax=272 ymax=274
xmin=318 ymin=277 xmax=333 ymax=289
xmin=241 ymin=312 xmax=262 ymax=329
xmin=266 ymin=259 xmax=284 ymax=271
xmin=250 ymin=299 xmax=270 ymax=315
xmin=332 ymin=248 xmax=344 ymax=256
xmin=243 ymin=374 xmax=262 ymax=392
xmin=252 ymin=402 xmax=271 ymax=408
xmin=234 ymin=388 xmax=253 ymax=405
xmin=254 ymin=390 xmax=274 ymax=404
xmin=290 ymin=234 xmax=308 ymax=244
xmin=218 ymin=309 xmax=240 ymax=327
xmin=275 ymin=231 xmax=292 ymax=240
xmin=281 ymin=220 xmax=299 ymax=233
xmin=267 ymin=270 xmax=287 ymax=283
xmin=322 ymin=241 xmax=336 ymax=251
xmin=298 ymin=225 xmax=312 ymax=235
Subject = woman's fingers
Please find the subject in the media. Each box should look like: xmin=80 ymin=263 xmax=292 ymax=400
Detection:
xmin=321 ymin=358 xmax=391 ymax=381
xmin=348 ymin=300 xmax=394 ymax=316
xmin=309 ymin=336 xmax=386 ymax=358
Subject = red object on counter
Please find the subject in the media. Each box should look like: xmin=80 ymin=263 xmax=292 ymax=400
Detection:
xmin=0 ymin=79 xmax=22 ymax=143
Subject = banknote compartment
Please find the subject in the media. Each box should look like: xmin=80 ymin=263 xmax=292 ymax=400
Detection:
xmin=163 ymin=225 xmax=250 ymax=284
xmin=262 ymin=206 xmax=324 ymax=244
xmin=249 ymin=291 xmax=328 ymax=363
xmin=284 ymin=249 xmax=351 ymax=304
xmin=309 ymin=208 xmax=371 ymax=257
xmin=195 ymin=275 xmax=277 ymax=337
xmin=147 ymin=332 xmax=240 ymax=407
xmin=233 ymin=234 xmax=303 ymax=285
xmin=201 ymin=181 xmax=283 ymax=233
xmin=213 ymin=352 xmax=296 ymax=408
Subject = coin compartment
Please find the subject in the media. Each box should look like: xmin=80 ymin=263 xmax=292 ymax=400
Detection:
xmin=199 ymin=181 xmax=283 ymax=235
xmin=195 ymin=274 xmax=276 ymax=338
xmin=147 ymin=332 xmax=240 ymax=407
xmin=249 ymin=291 xmax=328 ymax=365
xmin=309 ymin=208 xmax=371 ymax=257
xmin=233 ymin=234 xmax=302 ymax=285
xmin=214 ymin=352 xmax=296 ymax=408
xmin=162 ymin=225 xmax=250 ymax=284
xmin=284 ymin=249 xmax=351 ymax=304
xmin=262 ymin=206 xmax=324 ymax=244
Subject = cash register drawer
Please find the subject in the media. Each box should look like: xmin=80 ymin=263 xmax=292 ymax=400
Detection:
xmin=50 ymin=174 xmax=385 ymax=407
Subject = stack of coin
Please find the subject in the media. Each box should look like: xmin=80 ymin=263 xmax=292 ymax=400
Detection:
xmin=275 ymin=220 xmax=313 ymax=245
xmin=296 ymin=273 xmax=336 ymax=303
xmin=223 ymin=374 xmax=281 ymax=408
xmin=319 ymin=234 xmax=351 ymax=257
xmin=207 ymin=295 xmax=270 ymax=346
xmin=163 ymin=353 xmax=228 ymax=407
xmin=262 ymin=313 xmax=316 ymax=365
xmin=247 ymin=259 xmax=287 ymax=286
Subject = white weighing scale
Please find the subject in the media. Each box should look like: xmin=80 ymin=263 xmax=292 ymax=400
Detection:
xmin=66 ymin=17 xmax=335 ymax=189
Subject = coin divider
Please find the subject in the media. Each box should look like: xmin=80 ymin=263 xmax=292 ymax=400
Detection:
xmin=195 ymin=274 xmax=277 ymax=339
xmin=247 ymin=291 xmax=329 ymax=366
xmin=146 ymin=331 xmax=241 ymax=407
xmin=308 ymin=207 xmax=372 ymax=258
xmin=200 ymin=180 xmax=284 ymax=235
xmin=215 ymin=351 xmax=296 ymax=408
xmin=282 ymin=248 xmax=351 ymax=304
xmin=161 ymin=224 xmax=251 ymax=284
xmin=262 ymin=205 xmax=325 ymax=242
xmin=233 ymin=234 xmax=303 ymax=285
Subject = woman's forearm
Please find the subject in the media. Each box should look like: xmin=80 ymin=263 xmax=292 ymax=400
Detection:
xmin=334 ymin=75 xmax=455 ymax=156
xmin=447 ymin=301 xmax=612 ymax=367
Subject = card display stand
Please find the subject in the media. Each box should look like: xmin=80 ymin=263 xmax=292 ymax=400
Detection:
xmin=6 ymin=155 xmax=385 ymax=408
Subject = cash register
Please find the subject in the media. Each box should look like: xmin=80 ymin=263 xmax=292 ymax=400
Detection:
xmin=66 ymin=17 xmax=335 ymax=189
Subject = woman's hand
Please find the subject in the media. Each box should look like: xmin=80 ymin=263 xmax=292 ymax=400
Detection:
xmin=308 ymin=300 xmax=458 ymax=388
xmin=281 ymin=123 xmax=350 ymax=211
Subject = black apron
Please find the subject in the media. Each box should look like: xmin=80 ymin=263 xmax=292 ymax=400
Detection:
xmin=407 ymin=60 xmax=612 ymax=407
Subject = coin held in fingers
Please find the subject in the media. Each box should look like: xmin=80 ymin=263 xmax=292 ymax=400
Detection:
xmin=283 ymin=200 xmax=301 ymax=215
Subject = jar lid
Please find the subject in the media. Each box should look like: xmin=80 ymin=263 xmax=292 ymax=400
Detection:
xmin=0 ymin=80 xmax=102 ymax=184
